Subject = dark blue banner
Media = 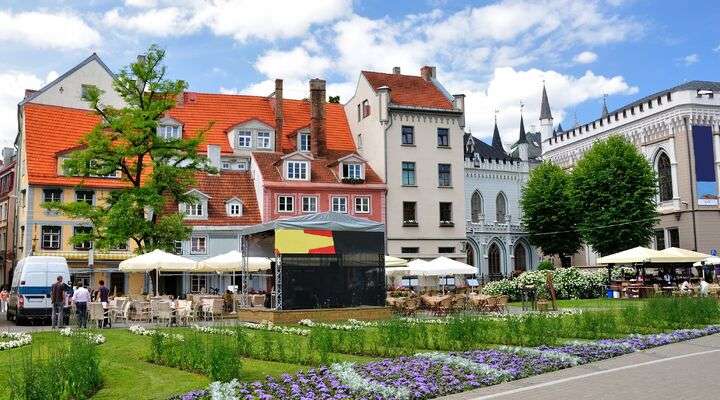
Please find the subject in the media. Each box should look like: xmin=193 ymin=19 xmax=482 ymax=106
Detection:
xmin=692 ymin=125 xmax=718 ymax=205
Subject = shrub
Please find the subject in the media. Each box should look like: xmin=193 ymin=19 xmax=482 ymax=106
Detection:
xmin=481 ymin=279 xmax=519 ymax=300
xmin=537 ymin=260 xmax=555 ymax=271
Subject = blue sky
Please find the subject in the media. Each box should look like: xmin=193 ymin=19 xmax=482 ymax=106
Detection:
xmin=0 ymin=0 xmax=718 ymax=147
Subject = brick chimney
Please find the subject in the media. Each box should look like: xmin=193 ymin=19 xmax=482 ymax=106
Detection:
xmin=274 ymin=79 xmax=284 ymax=151
xmin=420 ymin=65 xmax=436 ymax=81
xmin=309 ymin=78 xmax=326 ymax=156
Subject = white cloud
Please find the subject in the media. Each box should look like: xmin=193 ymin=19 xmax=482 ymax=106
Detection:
xmin=255 ymin=47 xmax=332 ymax=81
xmin=125 ymin=0 xmax=159 ymax=7
xmin=0 ymin=71 xmax=50 ymax=146
xmin=574 ymin=51 xmax=598 ymax=64
xmin=450 ymin=67 xmax=638 ymax=145
xmin=104 ymin=0 xmax=352 ymax=41
xmin=0 ymin=10 xmax=101 ymax=50
xmin=714 ymin=44 xmax=720 ymax=52
xmin=681 ymin=53 xmax=699 ymax=66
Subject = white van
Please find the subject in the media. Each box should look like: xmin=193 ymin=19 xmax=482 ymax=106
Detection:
xmin=7 ymin=256 xmax=70 ymax=325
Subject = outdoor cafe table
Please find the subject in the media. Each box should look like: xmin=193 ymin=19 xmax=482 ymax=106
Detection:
xmin=421 ymin=295 xmax=452 ymax=308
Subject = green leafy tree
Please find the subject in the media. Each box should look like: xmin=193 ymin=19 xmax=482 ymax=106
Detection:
xmin=521 ymin=161 xmax=582 ymax=262
xmin=45 ymin=45 xmax=213 ymax=253
xmin=570 ymin=135 xmax=658 ymax=256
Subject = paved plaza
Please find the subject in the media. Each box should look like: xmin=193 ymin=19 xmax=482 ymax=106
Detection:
xmin=439 ymin=333 xmax=720 ymax=400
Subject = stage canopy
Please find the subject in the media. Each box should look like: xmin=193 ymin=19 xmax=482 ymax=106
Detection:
xmin=238 ymin=212 xmax=384 ymax=236
xmin=596 ymin=246 xmax=662 ymax=265
xmin=650 ymin=247 xmax=711 ymax=263
xmin=119 ymin=249 xmax=196 ymax=272
xmin=195 ymin=250 xmax=272 ymax=273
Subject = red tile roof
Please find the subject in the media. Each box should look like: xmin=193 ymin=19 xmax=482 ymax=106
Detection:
xmin=252 ymin=150 xmax=383 ymax=184
xmin=23 ymin=103 xmax=130 ymax=188
xmin=362 ymin=71 xmax=454 ymax=110
xmin=168 ymin=92 xmax=356 ymax=153
xmin=166 ymin=171 xmax=261 ymax=226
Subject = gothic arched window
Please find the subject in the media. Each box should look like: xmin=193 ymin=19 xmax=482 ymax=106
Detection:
xmin=514 ymin=243 xmax=527 ymax=272
xmin=471 ymin=191 xmax=482 ymax=222
xmin=657 ymin=152 xmax=673 ymax=202
xmin=496 ymin=192 xmax=507 ymax=222
xmin=488 ymin=243 xmax=501 ymax=276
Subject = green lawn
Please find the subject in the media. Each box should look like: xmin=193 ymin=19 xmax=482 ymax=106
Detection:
xmin=510 ymin=297 xmax=648 ymax=310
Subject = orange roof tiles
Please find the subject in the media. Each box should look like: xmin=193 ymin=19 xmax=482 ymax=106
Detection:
xmin=23 ymin=103 xmax=129 ymax=189
xmin=362 ymin=71 xmax=453 ymax=110
xmin=168 ymin=92 xmax=356 ymax=153
xmin=252 ymin=150 xmax=383 ymax=184
xmin=166 ymin=171 xmax=261 ymax=226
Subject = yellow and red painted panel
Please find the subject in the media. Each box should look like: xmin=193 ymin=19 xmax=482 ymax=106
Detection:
xmin=274 ymin=229 xmax=336 ymax=254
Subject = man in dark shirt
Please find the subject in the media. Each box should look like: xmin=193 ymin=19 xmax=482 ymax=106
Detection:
xmin=50 ymin=276 xmax=66 ymax=329
xmin=97 ymin=280 xmax=111 ymax=328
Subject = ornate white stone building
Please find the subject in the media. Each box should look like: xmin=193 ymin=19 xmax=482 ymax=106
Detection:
xmin=542 ymin=81 xmax=720 ymax=265
xmin=464 ymin=113 xmax=541 ymax=280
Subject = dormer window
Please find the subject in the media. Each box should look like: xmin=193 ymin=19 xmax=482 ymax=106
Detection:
xmin=158 ymin=124 xmax=181 ymax=140
xmin=257 ymin=132 xmax=271 ymax=149
xmin=236 ymin=131 xmax=252 ymax=148
xmin=286 ymin=160 xmax=309 ymax=180
xmin=342 ymin=163 xmax=363 ymax=179
xmin=180 ymin=189 xmax=209 ymax=219
xmin=226 ymin=198 xmax=243 ymax=217
xmin=299 ymin=133 xmax=310 ymax=152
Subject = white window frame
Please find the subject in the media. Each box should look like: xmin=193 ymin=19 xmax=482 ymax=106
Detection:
xmin=298 ymin=133 xmax=311 ymax=152
xmin=190 ymin=236 xmax=208 ymax=255
xmin=342 ymin=163 xmax=364 ymax=179
xmin=302 ymin=196 xmax=318 ymax=213
xmin=182 ymin=200 xmax=206 ymax=219
xmin=286 ymin=160 xmax=309 ymax=180
xmin=277 ymin=195 xmax=294 ymax=213
xmin=158 ymin=124 xmax=181 ymax=140
xmin=257 ymin=131 xmax=271 ymax=149
xmin=331 ymin=196 xmax=348 ymax=213
xmin=226 ymin=201 xmax=243 ymax=216
xmin=236 ymin=130 xmax=252 ymax=148
xmin=354 ymin=196 xmax=371 ymax=214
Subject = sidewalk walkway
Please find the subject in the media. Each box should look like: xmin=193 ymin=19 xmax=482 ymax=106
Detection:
xmin=436 ymin=333 xmax=720 ymax=400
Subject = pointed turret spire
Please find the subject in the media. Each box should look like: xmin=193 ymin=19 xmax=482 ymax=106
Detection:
xmin=540 ymin=83 xmax=552 ymax=120
xmin=601 ymin=94 xmax=609 ymax=118
xmin=556 ymin=123 xmax=563 ymax=133
xmin=491 ymin=111 xmax=504 ymax=151
xmin=517 ymin=104 xmax=527 ymax=144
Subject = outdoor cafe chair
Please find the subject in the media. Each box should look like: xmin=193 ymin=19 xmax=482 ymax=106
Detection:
xmin=112 ymin=300 xmax=133 ymax=326
xmin=155 ymin=301 xmax=173 ymax=326
xmin=89 ymin=302 xmax=105 ymax=328
xmin=483 ymin=296 xmax=498 ymax=313
xmin=495 ymin=295 xmax=509 ymax=313
xmin=450 ymin=294 xmax=467 ymax=313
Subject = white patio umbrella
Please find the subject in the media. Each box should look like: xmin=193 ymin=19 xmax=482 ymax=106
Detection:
xmin=650 ymin=247 xmax=711 ymax=263
xmin=385 ymin=256 xmax=408 ymax=268
xmin=596 ymin=246 xmax=662 ymax=265
xmin=420 ymin=256 xmax=478 ymax=276
xmin=694 ymin=257 xmax=720 ymax=267
xmin=119 ymin=249 xmax=196 ymax=296
xmin=195 ymin=251 xmax=272 ymax=273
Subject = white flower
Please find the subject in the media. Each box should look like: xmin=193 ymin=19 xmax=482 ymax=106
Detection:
xmin=0 ymin=331 xmax=32 ymax=350
xmin=330 ymin=362 xmax=410 ymax=400
xmin=416 ymin=352 xmax=512 ymax=381
xmin=208 ymin=379 xmax=240 ymax=400
xmin=58 ymin=328 xmax=106 ymax=344
xmin=128 ymin=325 xmax=184 ymax=341
xmin=496 ymin=345 xmax=581 ymax=366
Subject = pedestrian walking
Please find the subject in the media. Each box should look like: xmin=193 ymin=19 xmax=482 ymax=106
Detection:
xmin=50 ymin=276 xmax=67 ymax=329
xmin=72 ymin=282 xmax=90 ymax=328
xmin=0 ymin=287 xmax=8 ymax=314
xmin=97 ymin=280 xmax=111 ymax=328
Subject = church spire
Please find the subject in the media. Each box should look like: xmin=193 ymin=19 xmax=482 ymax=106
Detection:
xmin=601 ymin=94 xmax=609 ymax=118
xmin=540 ymin=83 xmax=552 ymax=120
xmin=491 ymin=112 xmax=504 ymax=151
xmin=518 ymin=104 xmax=528 ymax=144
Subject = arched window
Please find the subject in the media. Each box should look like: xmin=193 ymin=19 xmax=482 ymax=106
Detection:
xmin=496 ymin=192 xmax=507 ymax=222
xmin=471 ymin=191 xmax=482 ymax=222
xmin=514 ymin=243 xmax=527 ymax=272
xmin=488 ymin=243 xmax=501 ymax=276
xmin=466 ymin=245 xmax=475 ymax=268
xmin=657 ymin=152 xmax=673 ymax=202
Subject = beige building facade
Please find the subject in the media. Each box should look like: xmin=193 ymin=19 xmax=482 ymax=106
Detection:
xmin=345 ymin=67 xmax=467 ymax=261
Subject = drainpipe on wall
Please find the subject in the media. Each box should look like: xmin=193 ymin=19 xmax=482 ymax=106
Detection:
xmin=379 ymin=88 xmax=392 ymax=255
xmin=684 ymin=116 xmax=699 ymax=251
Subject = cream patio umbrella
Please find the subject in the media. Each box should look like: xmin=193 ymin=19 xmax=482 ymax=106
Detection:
xmin=596 ymin=246 xmax=663 ymax=265
xmin=385 ymin=256 xmax=408 ymax=268
xmin=195 ymin=250 xmax=272 ymax=273
xmin=694 ymin=256 xmax=720 ymax=267
xmin=650 ymin=247 xmax=711 ymax=263
xmin=119 ymin=249 xmax=196 ymax=296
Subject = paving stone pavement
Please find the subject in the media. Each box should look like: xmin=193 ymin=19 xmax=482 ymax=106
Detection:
xmin=436 ymin=333 xmax=720 ymax=400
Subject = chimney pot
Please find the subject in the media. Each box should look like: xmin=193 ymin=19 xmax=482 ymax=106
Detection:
xmin=392 ymin=66 xmax=401 ymax=75
xmin=274 ymin=79 xmax=284 ymax=152
xmin=420 ymin=66 xmax=436 ymax=81
xmin=309 ymin=78 xmax=327 ymax=156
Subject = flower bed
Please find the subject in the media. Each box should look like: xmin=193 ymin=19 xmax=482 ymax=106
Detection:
xmin=129 ymin=325 xmax=185 ymax=341
xmin=171 ymin=325 xmax=720 ymax=400
xmin=59 ymin=328 xmax=106 ymax=345
xmin=0 ymin=331 xmax=32 ymax=351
